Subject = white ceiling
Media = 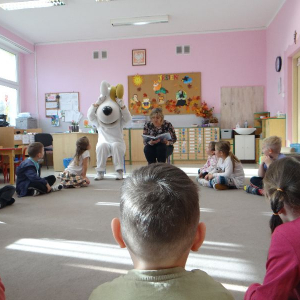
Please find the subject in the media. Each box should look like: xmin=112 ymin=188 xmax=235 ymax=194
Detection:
xmin=0 ymin=0 xmax=286 ymax=45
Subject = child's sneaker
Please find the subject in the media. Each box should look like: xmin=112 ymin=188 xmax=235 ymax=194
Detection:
xmin=7 ymin=198 xmax=15 ymax=206
xmin=51 ymin=184 xmax=63 ymax=192
xmin=95 ymin=171 xmax=104 ymax=181
xmin=33 ymin=190 xmax=41 ymax=197
xmin=116 ymin=170 xmax=123 ymax=180
xmin=245 ymin=185 xmax=259 ymax=195
xmin=198 ymin=178 xmax=210 ymax=187
xmin=214 ymin=183 xmax=229 ymax=190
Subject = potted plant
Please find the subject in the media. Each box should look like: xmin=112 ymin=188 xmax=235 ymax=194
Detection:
xmin=193 ymin=101 xmax=214 ymax=127
xmin=71 ymin=120 xmax=79 ymax=132
xmin=209 ymin=116 xmax=219 ymax=127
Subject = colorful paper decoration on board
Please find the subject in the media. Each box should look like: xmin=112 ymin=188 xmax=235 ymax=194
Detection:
xmin=128 ymin=72 xmax=201 ymax=115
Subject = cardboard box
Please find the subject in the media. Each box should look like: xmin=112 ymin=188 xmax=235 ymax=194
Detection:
xmin=16 ymin=117 xmax=37 ymax=129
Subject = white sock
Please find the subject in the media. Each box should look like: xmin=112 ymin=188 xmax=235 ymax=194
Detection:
xmin=51 ymin=184 xmax=63 ymax=192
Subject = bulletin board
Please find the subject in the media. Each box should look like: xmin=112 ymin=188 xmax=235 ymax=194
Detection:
xmin=45 ymin=92 xmax=81 ymax=123
xmin=128 ymin=72 xmax=201 ymax=115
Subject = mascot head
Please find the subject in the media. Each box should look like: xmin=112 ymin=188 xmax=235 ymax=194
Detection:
xmin=96 ymin=81 xmax=124 ymax=128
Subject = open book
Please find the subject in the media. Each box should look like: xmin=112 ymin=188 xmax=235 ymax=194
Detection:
xmin=142 ymin=132 xmax=172 ymax=143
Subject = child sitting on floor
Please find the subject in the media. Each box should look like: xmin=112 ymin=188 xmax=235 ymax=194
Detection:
xmin=197 ymin=140 xmax=245 ymax=190
xmin=0 ymin=276 xmax=5 ymax=300
xmin=245 ymin=156 xmax=300 ymax=299
xmin=89 ymin=163 xmax=234 ymax=300
xmin=58 ymin=136 xmax=90 ymax=188
xmin=197 ymin=141 xmax=218 ymax=178
xmin=16 ymin=142 xmax=62 ymax=197
xmin=245 ymin=136 xmax=285 ymax=196
xmin=0 ymin=185 xmax=15 ymax=209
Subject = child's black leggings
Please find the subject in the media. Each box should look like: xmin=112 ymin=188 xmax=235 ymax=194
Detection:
xmin=28 ymin=175 xmax=56 ymax=195
xmin=0 ymin=185 xmax=16 ymax=202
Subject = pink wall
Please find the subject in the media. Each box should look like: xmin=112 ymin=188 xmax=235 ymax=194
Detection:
xmin=32 ymin=30 xmax=266 ymax=130
xmin=266 ymin=0 xmax=300 ymax=142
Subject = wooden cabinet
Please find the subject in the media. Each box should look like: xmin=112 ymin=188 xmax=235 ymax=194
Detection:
xmin=254 ymin=112 xmax=270 ymax=129
xmin=173 ymin=128 xmax=189 ymax=161
xmin=123 ymin=129 xmax=130 ymax=162
xmin=221 ymin=139 xmax=234 ymax=153
xmin=255 ymin=138 xmax=262 ymax=163
xmin=235 ymin=135 xmax=255 ymax=160
xmin=0 ymin=127 xmax=42 ymax=148
xmin=129 ymin=129 xmax=145 ymax=163
xmin=188 ymin=128 xmax=204 ymax=160
xmin=261 ymin=118 xmax=286 ymax=146
xmin=203 ymin=128 xmax=219 ymax=159
xmin=172 ymin=127 xmax=219 ymax=162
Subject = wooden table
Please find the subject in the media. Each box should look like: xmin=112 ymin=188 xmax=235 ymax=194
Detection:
xmin=0 ymin=147 xmax=23 ymax=184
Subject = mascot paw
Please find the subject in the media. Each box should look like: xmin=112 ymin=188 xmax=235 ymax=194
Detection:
xmin=116 ymin=98 xmax=125 ymax=108
xmin=94 ymin=171 xmax=104 ymax=180
xmin=116 ymin=170 xmax=123 ymax=180
xmin=96 ymin=95 xmax=106 ymax=105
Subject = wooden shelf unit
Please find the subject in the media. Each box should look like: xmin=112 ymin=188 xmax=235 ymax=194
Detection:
xmin=261 ymin=118 xmax=286 ymax=147
xmin=254 ymin=112 xmax=270 ymax=128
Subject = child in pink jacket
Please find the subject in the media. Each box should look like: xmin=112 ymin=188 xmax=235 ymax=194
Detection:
xmin=197 ymin=141 xmax=218 ymax=179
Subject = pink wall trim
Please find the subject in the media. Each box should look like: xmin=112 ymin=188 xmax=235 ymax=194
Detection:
xmin=0 ymin=25 xmax=34 ymax=53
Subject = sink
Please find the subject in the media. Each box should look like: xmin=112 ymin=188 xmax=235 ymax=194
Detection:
xmin=234 ymin=128 xmax=256 ymax=135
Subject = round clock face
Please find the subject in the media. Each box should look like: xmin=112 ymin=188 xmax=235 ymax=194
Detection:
xmin=275 ymin=56 xmax=282 ymax=72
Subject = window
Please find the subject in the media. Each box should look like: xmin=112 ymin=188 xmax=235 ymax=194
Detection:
xmin=0 ymin=46 xmax=19 ymax=126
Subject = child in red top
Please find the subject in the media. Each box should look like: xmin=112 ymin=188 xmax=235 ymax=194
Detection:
xmin=0 ymin=276 xmax=5 ymax=300
xmin=245 ymin=156 xmax=300 ymax=300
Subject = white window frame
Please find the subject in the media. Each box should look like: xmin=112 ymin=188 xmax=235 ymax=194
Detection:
xmin=0 ymin=43 xmax=20 ymax=118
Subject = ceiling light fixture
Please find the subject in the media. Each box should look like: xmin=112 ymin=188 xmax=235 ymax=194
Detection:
xmin=0 ymin=0 xmax=66 ymax=11
xmin=111 ymin=15 xmax=169 ymax=27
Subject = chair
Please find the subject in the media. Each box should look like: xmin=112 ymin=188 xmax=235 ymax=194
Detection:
xmin=35 ymin=133 xmax=53 ymax=169
xmin=0 ymin=155 xmax=7 ymax=183
xmin=2 ymin=146 xmax=28 ymax=183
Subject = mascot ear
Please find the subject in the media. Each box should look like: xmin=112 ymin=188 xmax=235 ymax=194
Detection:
xmin=110 ymin=86 xmax=117 ymax=101
xmin=100 ymin=81 xmax=109 ymax=97
xmin=116 ymin=84 xmax=124 ymax=99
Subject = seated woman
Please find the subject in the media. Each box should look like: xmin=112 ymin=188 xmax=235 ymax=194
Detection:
xmin=143 ymin=108 xmax=177 ymax=164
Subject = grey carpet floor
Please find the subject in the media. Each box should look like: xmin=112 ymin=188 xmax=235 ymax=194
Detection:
xmin=0 ymin=166 xmax=271 ymax=300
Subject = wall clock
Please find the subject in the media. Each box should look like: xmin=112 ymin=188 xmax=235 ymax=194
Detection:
xmin=275 ymin=56 xmax=282 ymax=72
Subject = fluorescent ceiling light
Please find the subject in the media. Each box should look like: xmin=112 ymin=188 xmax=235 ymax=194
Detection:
xmin=111 ymin=15 xmax=169 ymax=27
xmin=0 ymin=0 xmax=65 ymax=10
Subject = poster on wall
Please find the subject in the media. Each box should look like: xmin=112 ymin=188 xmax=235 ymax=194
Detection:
xmin=128 ymin=72 xmax=201 ymax=115
xmin=45 ymin=92 xmax=81 ymax=123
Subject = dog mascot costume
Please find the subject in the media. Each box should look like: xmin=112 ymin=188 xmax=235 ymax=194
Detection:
xmin=87 ymin=81 xmax=132 ymax=180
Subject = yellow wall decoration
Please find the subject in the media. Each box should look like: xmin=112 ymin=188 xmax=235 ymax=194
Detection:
xmin=128 ymin=72 xmax=201 ymax=115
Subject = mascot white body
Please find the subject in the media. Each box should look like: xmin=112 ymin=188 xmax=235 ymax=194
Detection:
xmin=87 ymin=81 xmax=132 ymax=180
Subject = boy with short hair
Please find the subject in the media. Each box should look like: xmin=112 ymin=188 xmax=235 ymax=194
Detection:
xmin=16 ymin=142 xmax=62 ymax=197
xmin=89 ymin=163 xmax=234 ymax=300
xmin=245 ymin=136 xmax=285 ymax=196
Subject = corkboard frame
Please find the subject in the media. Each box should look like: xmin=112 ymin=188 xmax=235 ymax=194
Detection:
xmin=128 ymin=72 xmax=201 ymax=115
